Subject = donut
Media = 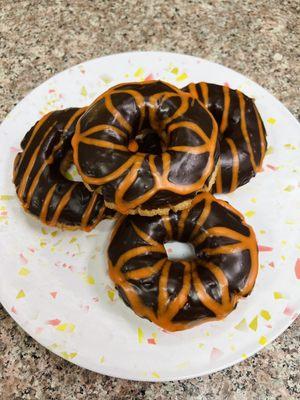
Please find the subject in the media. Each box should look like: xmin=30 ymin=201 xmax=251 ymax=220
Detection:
xmin=13 ymin=108 xmax=114 ymax=231
xmin=182 ymin=82 xmax=267 ymax=193
xmin=108 ymin=192 xmax=258 ymax=332
xmin=72 ymin=81 xmax=219 ymax=216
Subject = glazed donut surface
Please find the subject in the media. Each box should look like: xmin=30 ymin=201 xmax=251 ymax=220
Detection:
xmin=183 ymin=82 xmax=267 ymax=193
xmin=72 ymin=81 xmax=219 ymax=215
xmin=108 ymin=192 xmax=258 ymax=331
xmin=13 ymin=108 xmax=114 ymax=231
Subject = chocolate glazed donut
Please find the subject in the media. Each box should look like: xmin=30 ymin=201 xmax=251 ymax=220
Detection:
xmin=182 ymin=82 xmax=267 ymax=193
xmin=108 ymin=192 xmax=258 ymax=332
xmin=72 ymin=81 xmax=219 ymax=215
xmin=13 ymin=108 xmax=114 ymax=231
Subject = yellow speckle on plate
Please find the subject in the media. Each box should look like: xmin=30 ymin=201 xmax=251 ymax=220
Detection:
xmin=51 ymin=231 xmax=58 ymax=237
xmin=198 ymin=343 xmax=205 ymax=349
xmin=284 ymin=143 xmax=297 ymax=150
xmin=259 ymin=229 xmax=266 ymax=234
xmin=16 ymin=289 xmax=25 ymax=299
xmin=151 ymin=372 xmax=160 ymax=379
xmin=40 ymin=240 xmax=47 ymax=248
xmin=259 ymin=336 xmax=267 ymax=345
xmin=100 ymin=74 xmax=112 ymax=84
xmin=266 ymin=146 xmax=274 ymax=155
xmin=107 ymin=289 xmax=115 ymax=301
xmin=234 ymin=318 xmax=247 ymax=331
xmin=18 ymin=267 xmax=30 ymax=277
xmin=68 ymin=323 xmax=76 ymax=333
xmin=281 ymin=255 xmax=286 ymax=261
xmin=61 ymin=351 xmax=77 ymax=360
xmin=267 ymin=117 xmax=276 ymax=124
xmin=176 ymin=72 xmax=188 ymax=82
xmin=249 ymin=316 xmax=258 ymax=331
xmin=0 ymin=195 xmax=14 ymax=200
xmin=134 ymin=67 xmax=145 ymax=78
xmin=171 ymin=67 xmax=179 ymax=74
xmin=41 ymin=228 xmax=48 ymax=235
xmin=251 ymin=198 xmax=257 ymax=203
xmin=241 ymin=353 xmax=247 ymax=359
xmin=81 ymin=86 xmax=87 ymax=97
xmin=56 ymin=323 xmax=68 ymax=331
xmin=245 ymin=210 xmax=255 ymax=218
xmin=281 ymin=240 xmax=287 ymax=246
xmin=274 ymin=291 xmax=284 ymax=299
xmin=86 ymin=275 xmax=95 ymax=285
xmin=230 ymin=345 xmax=236 ymax=352
xmin=69 ymin=237 xmax=77 ymax=244
xmin=99 ymin=356 xmax=105 ymax=363
xmin=138 ymin=327 xmax=144 ymax=344
xmin=260 ymin=310 xmax=271 ymax=320
xmin=283 ymin=185 xmax=295 ymax=192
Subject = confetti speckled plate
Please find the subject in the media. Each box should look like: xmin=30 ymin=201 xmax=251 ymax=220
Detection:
xmin=0 ymin=51 xmax=299 ymax=382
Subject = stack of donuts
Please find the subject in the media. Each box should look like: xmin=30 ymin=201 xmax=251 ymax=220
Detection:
xmin=13 ymin=80 xmax=267 ymax=331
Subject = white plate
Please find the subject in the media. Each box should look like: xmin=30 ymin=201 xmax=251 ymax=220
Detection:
xmin=0 ymin=51 xmax=299 ymax=382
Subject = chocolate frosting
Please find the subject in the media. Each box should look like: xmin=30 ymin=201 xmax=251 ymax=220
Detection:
xmin=72 ymin=81 xmax=219 ymax=214
xmin=182 ymin=82 xmax=267 ymax=193
xmin=13 ymin=108 xmax=114 ymax=231
xmin=108 ymin=192 xmax=258 ymax=331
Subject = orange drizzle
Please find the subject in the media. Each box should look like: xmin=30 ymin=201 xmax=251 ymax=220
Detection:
xmin=220 ymin=85 xmax=230 ymax=133
xmin=237 ymin=91 xmax=258 ymax=171
xmin=200 ymin=82 xmax=209 ymax=107
xmin=225 ymin=137 xmax=239 ymax=192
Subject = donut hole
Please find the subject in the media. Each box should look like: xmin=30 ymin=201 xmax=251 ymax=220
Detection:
xmin=164 ymin=241 xmax=196 ymax=261
xmin=59 ymin=150 xmax=83 ymax=182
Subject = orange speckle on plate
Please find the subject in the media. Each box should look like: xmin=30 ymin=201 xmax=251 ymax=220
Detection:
xmin=19 ymin=253 xmax=28 ymax=264
xmin=283 ymin=306 xmax=294 ymax=317
xmin=50 ymin=291 xmax=58 ymax=299
xmin=268 ymin=261 xmax=275 ymax=268
xmin=266 ymin=164 xmax=278 ymax=171
xmin=258 ymin=245 xmax=273 ymax=252
xmin=11 ymin=306 xmax=17 ymax=314
xmin=47 ymin=319 xmax=61 ymax=326
xmin=145 ymin=73 xmax=154 ymax=81
xmin=294 ymin=258 xmax=300 ymax=279
xmin=147 ymin=338 xmax=156 ymax=345
xmin=210 ymin=347 xmax=223 ymax=362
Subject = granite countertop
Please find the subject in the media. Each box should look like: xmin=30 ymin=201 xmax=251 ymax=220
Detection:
xmin=0 ymin=1 xmax=299 ymax=399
